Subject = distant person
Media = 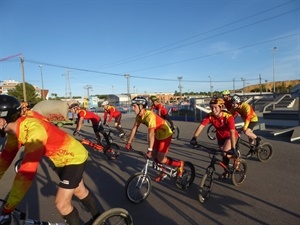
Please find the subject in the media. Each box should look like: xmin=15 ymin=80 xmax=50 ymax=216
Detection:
xmin=68 ymin=103 xmax=110 ymax=145
xmin=149 ymin=95 xmax=174 ymax=131
xmin=222 ymin=90 xmax=233 ymax=111
xmin=230 ymin=95 xmax=261 ymax=158
xmin=101 ymin=101 xmax=126 ymax=139
xmin=0 ymin=95 xmax=100 ymax=225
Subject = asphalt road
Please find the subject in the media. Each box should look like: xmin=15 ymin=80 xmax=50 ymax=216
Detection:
xmin=0 ymin=113 xmax=299 ymax=225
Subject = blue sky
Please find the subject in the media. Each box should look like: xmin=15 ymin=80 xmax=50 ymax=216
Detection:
xmin=0 ymin=0 xmax=299 ymax=98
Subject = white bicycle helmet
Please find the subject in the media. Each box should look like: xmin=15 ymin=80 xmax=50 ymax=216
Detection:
xmin=102 ymin=101 xmax=109 ymax=106
xmin=231 ymin=95 xmax=241 ymax=104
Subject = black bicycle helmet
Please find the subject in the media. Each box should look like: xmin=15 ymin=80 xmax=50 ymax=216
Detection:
xmin=68 ymin=103 xmax=79 ymax=109
xmin=131 ymin=96 xmax=148 ymax=108
xmin=231 ymin=95 xmax=241 ymax=104
xmin=0 ymin=95 xmax=22 ymax=123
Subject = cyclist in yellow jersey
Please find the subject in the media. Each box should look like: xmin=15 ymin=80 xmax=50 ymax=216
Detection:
xmin=0 ymin=95 xmax=100 ymax=225
xmin=230 ymin=95 xmax=261 ymax=157
xmin=125 ymin=96 xmax=184 ymax=182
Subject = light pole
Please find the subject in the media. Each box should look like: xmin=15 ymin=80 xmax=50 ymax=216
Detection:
xmin=208 ymin=76 xmax=212 ymax=97
xmin=273 ymin=47 xmax=277 ymax=95
xmin=39 ymin=65 xmax=45 ymax=100
xmin=241 ymin=77 xmax=246 ymax=95
xmin=177 ymin=76 xmax=183 ymax=102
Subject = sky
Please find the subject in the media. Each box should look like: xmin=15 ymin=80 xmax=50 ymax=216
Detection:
xmin=0 ymin=0 xmax=299 ymax=98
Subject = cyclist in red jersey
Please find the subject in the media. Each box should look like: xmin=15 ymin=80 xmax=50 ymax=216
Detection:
xmin=68 ymin=103 xmax=110 ymax=145
xmin=125 ymin=96 xmax=184 ymax=182
xmin=222 ymin=90 xmax=233 ymax=111
xmin=101 ymin=101 xmax=126 ymax=138
xmin=230 ymin=95 xmax=261 ymax=158
xmin=0 ymin=95 xmax=100 ymax=225
xmin=190 ymin=97 xmax=240 ymax=179
xmin=149 ymin=96 xmax=174 ymax=130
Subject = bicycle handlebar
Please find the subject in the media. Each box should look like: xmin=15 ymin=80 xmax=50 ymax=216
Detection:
xmin=192 ymin=143 xmax=235 ymax=156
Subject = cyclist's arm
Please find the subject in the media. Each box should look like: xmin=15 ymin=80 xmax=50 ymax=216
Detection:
xmin=148 ymin=128 xmax=155 ymax=150
xmin=192 ymin=124 xmax=205 ymax=139
xmin=75 ymin=116 xmax=84 ymax=132
xmin=127 ymin=123 xmax=139 ymax=144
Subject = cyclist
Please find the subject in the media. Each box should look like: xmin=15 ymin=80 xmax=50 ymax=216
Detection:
xmin=125 ymin=96 xmax=184 ymax=182
xmin=101 ymin=101 xmax=126 ymax=139
xmin=68 ymin=103 xmax=110 ymax=145
xmin=149 ymin=95 xmax=174 ymax=130
xmin=190 ymin=97 xmax=240 ymax=179
xmin=222 ymin=90 xmax=233 ymax=111
xmin=0 ymin=95 xmax=100 ymax=225
xmin=230 ymin=95 xmax=261 ymax=158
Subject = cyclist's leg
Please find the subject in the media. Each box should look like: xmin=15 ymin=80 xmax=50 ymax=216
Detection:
xmin=114 ymin=114 xmax=125 ymax=135
xmin=95 ymin=122 xmax=110 ymax=145
xmin=163 ymin=114 xmax=174 ymax=129
xmin=218 ymin=139 xmax=230 ymax=178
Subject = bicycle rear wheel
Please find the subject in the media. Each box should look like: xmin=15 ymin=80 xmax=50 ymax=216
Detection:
xmin=125 ymin=172 xmax=152 ymax=204
xmin=172 ymin=126 xmax=180 ymax=140
xmin=14 ymin=158 xmax=22 ymax=173
xmin=232 ymin=159 xmax=247 ymax=186
xmin=92 ymin=208 xmax=133 ymax=225
xmin=257 ymin=142 xmax=273 ymax=162
xmin=199 ymin=168 xmax=215 ymax=203
xmin=207 ymin=124 xmax=216 ymax=140
xmin=175 ymin=161 xmax=195 ymax=189
xmin=103 ymin=143 xmax=120 ymax=160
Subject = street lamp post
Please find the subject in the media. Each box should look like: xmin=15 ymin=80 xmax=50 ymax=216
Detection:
xmin=273 ymin=47 xmax=277 ymax=95
xmin=39 ymin=65 xmax=45 ymax=100
xmin=241 ymin=77 xmax=246 ymax=95
xmin=208 ymin=76 xmax=212 ymax=97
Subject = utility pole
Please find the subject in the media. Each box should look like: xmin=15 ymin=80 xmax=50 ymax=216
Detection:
xmin=20 ymin=56 xmax=27 ymax=102
xmin=241 ymin=77 xmax=246 ymax=95
xmin=124 ymin=74 xmax=130 ymax=98
xmin=84 ymin=85 xmax=92 ymax=99
xmin=208 ymin=76 xmax=212 ymax=97
xmin=233 ymin=78 xmax=235 ymax=94
xmin=259 ymin=74 xmax=262 ymax=95
xmin=177 ymin=76 xmax=183 ymax=102
xmin=39 ymin=65 xmax=45 ymax=100
xmin=62 ymin=69 xmax=72 ymax=99
xmin=272 ymin=47 xmax=277 ymax=95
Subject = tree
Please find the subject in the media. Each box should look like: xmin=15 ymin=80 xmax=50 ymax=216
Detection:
xmin=8 ymin=82 xmax=39 ymax=104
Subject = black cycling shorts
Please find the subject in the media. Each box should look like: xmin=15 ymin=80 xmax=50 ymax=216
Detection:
xmin=247 ymin=121 xmax=258 ymax=130
xmin=53 ymin=161 xmax=86 ymax=189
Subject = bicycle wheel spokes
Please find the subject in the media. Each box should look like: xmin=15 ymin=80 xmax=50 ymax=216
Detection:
xmin=199 ymin=169 xmax=214 ymax=203
xmin=175 ymin=161 xmax=195 ymax=189
xmin=125 ymin=173 xmax=152 ymax=204
xmin=103 ymin=143 xmax=120 ymax=160
xmin=207 ymin=125 xmax=216 ymax=140
xmin=93 ymin=208 xmax=133 ymax=225
xmin=232 ymin=159 xmax=247 ymax=186
xmin=257 ymin=142 xmax=273 ymax=162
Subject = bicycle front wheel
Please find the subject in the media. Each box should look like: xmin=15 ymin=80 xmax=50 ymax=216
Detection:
xmin=257 ymin=142 xmax=273 ymax=162
xmin=93 ymin=208 xmax=133 ymax=225
xmin=103 ymin=143 xmax=120 ymax=160
xmin=175 ymin=161 xmax=196 ymax=189
xmin=207 ymin=124 xmax=216 ymax=140
xmin=172 ymin=126 xmax=180 ymax=140
xmin=199 ymin=168 xmax=215 ymax=203
xmin=232 ymin=159 xmax=247 ymax=186
xmin=125 ymin=172 xmax=152 ymax=204
xmin=14 ymin=158 xmax=23 ymax=173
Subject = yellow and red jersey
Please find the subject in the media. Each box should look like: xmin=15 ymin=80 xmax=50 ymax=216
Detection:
xmin=151 ymin=103 xmax=168 ymax=116
xmin=0 ymin=116 xmax=88 ymax=213
xmin=201 ymin=111 xmax=238 ymax=140
xmin=77 ymin=109 xmax=101 ymax=125
xmin=104 ymin=106 xmax=121 ymax=123
xmin=230 ymin=102 xmax=258 ymax=130
xmin=134 ymin=110 xmax=172 ymax=140
xmin=24 ymin=110 xmax=49 ymax=121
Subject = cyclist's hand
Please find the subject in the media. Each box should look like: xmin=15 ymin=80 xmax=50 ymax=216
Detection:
xmin=146 ymin=150 xmax=152 ymax=159
xmin=125 ymin=142 xmax=132 ymax=151
xmin=190 ymin=137 xmax=198 ymax=146
xmin=0 ymin=213 xmax=11 ymax=225
xmin=73 ymin=130 xmax=79 ymax=136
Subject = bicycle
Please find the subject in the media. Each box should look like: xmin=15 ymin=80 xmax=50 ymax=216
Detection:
xmin=194 ymin=144 xmax=247 ymax=203
xmin=101 ymin=125 xmax=128 ymax=146
xmin=14 ymin=133 xmax=120 ymax=173
xmin=125 ymin=148 xmax=195 ymax=204
xmin=236 ymin=133 xmax=274 ymax=162
xmin=0 ymin=198 xmax=133 ymax=225
xmin=206 ymin=123 xmax=243 ymax=141
xmin=171 ymin=125 xmax=180 ymax=140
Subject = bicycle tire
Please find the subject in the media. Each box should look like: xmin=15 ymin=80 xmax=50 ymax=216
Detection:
xmin=103 ymin=143 xmax=120 ymax=160
xmin=198 ymin=168 xmax=215 ymax=203
xmin=172 ymin=126 xmax=180 ymax=140
xmin=125 ymin=172 xmax=152 ymax=204
xmin=232 ymin=159 xmax=247 ymax=186
xmin=14 ymin=158 xmax=23 ymax=173
xmin=175 ymin=161 xmax=196 ymax=189
xmin=92 ymin=208 xmax=133 ymax=225
xmin=207 ymin=124 xmax=216 ymax=140
xmin=257 ymin=142 xmax=273 ymax=162
xmin=101 ymin=136 xmax=113 ymax=147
